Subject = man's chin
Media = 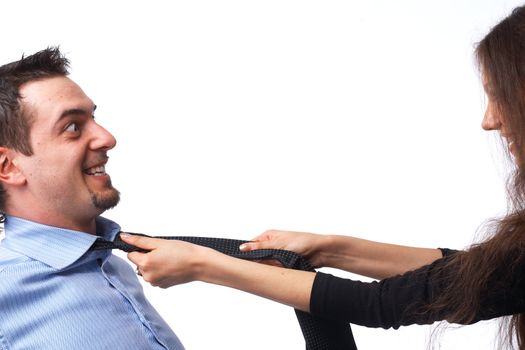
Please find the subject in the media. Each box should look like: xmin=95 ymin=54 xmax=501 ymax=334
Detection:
xmin=90 ymin=188 xmax=121 ymax=210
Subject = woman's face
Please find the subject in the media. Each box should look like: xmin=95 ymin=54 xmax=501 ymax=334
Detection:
xmin=481 ymin=81 xmax=517 ymax=156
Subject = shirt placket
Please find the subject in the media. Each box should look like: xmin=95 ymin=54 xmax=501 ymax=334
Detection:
xmin=97 ymin=256 xmax=170 ymax=350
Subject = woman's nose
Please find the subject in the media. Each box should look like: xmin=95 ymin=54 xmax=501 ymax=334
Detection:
xmin=481 ymin=104 xmax=502 ymax=131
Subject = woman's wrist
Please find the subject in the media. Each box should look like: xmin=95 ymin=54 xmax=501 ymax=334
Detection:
xmin=192 ymin=246 xmax=224 ymax=283
xmin=316 ymin=235 xmax=360 ymax=270
xmin=313 ymin=234 xmax=339 ymax=267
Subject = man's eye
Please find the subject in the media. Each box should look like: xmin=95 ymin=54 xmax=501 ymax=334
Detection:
xmin=65 ymin=123 xmax=79 ymax=132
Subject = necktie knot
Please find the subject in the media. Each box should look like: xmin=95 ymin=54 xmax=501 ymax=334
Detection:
xmin=90 ymin=234 xmax=148 ymax=253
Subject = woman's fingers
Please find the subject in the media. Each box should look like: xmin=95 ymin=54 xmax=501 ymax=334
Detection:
xmin=240 ymin=230 xmax=279 ymax=251
xmin=120 ymin=232 xmax=162 ymax=251
xmin=127 ymin=251 xmax=146 ymax=266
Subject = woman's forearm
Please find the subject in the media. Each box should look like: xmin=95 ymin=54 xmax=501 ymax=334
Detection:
xmin=198 ymin=251 xmax=316 ymax=312
xmin=319 ymin=235 xmax=443 ymax=280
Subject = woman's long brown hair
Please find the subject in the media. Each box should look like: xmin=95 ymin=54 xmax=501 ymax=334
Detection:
xmin=427 ymin=5 xmax=525 ymax=349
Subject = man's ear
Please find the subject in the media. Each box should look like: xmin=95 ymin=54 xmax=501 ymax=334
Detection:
xmin=0 ymin=147 xmax=26 ymax=186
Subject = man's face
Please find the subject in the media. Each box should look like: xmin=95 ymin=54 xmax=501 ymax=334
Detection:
xmin=14 ymin=76 xmax=119 ymax=226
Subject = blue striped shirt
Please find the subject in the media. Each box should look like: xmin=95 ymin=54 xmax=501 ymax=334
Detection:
xmin=0 ymin=215 xmax=185 ymax=350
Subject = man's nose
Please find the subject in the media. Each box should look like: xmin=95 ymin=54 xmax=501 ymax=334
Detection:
xmin=90 ymin=123 xmax=117 ymax=151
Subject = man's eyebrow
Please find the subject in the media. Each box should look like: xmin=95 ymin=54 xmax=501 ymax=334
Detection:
xmin=58 ymin=105 xmax=97 ymax=121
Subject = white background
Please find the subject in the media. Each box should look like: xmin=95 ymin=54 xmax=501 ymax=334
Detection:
xmin=1 ymin=1 xmax=524 ymax=349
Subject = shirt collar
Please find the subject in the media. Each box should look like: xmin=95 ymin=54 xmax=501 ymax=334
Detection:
xmin=1 ymin=215 xmax=121 ymax=270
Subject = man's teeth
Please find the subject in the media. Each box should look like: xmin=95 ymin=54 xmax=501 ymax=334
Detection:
xmin=85 ymin=165 xmax=106 ymax=176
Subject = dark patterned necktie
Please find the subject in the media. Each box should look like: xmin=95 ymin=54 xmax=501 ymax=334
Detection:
xmin=90 ymin=233 xmax=358 ymax=350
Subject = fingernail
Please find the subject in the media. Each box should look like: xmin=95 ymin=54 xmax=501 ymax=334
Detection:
xmin=239 ymin=244 xmax=247 ymax=251
xmin=120 ymin=233 xmax=131 ymax=239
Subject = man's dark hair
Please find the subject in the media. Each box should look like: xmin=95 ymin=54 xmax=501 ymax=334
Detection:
xmin=0 ymin=47 xmax=70 ymax=210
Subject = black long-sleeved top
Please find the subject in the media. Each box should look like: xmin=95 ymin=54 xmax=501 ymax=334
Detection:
xmin=309 ymin=248 xmax=525 ymax=328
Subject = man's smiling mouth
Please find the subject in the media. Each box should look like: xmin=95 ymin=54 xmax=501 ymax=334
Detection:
xmin=83 ymin=165 xmax=107 ymax=176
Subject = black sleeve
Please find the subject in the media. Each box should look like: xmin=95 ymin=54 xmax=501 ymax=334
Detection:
xmin=310 ymin=252 xmax=525 ymax=329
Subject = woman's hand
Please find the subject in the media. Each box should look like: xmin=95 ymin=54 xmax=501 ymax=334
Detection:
xmin=120 ymin=233 xmax=218 ymax=288
xmin=239 ymin=230 xmax=329 ymax=268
